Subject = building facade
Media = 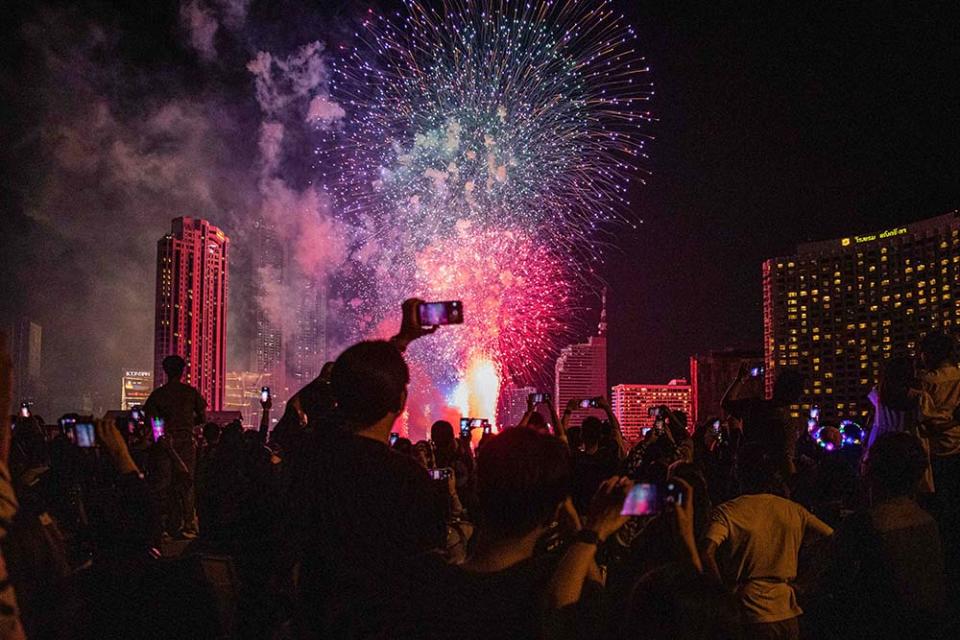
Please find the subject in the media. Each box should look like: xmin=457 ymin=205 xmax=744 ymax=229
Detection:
xmin=121 ymin=370 xmax=153 ymax=410
xmin=763 ymin=211 xmax=960 ymax=422
xmin=689 ymin=349 xmax=763 ymax=426
xmin=555 ymin=295 xmax=608 ymax=425
xmin=287 ymin=277 xmax=327 ymax=393
xmin=611 ymin=380 xmax=693 ymax=441
xmin=254 ymin=217 xmax=284 ymax=380
xmin=10 ymin=318 xmax=42 ymax=404
xmin=154 ymin=217 xmax=229 ymax=410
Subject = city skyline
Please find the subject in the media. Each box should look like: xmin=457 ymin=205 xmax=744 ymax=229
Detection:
xmin=3 ymin=2 xmax=957 ymax=418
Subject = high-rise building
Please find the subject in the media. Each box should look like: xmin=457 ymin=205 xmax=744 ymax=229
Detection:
xmin=121 ymin=370 xmax=153 ymax=410
xmin=497 ymin=384 xmax=537 ymax=427
xmin=555 ymin=293 xmax=608 ymax=425
xmin=10 ymin=318 xmax=42 ymax=403
xmin=611 ymin=380 xmax=693 ymax=441
xmin=763 ymin=211 xmax=960 ymax=422
xmin=254 ymin=217 xmax=284 ymax=379
xmin=154 ymin=217 xmax=229 ymax=410
xmin=287 ymin=277 xmax=327 ymax=392
xmin=689 ymin=349 xmax=763 ymax=425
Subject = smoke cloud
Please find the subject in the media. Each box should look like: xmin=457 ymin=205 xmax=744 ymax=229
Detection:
xmin=0 ymin=1 xmax=352 ymax=416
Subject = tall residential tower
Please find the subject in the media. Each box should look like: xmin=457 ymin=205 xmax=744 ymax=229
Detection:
xmin=555 ymin=292 xmax=608 ymax=424
xmin=154 ymin=217 xmax=229 ymax=410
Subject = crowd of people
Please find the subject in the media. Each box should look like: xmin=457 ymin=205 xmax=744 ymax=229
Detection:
xmin=1 ymin=300 xmax=959 ymax=639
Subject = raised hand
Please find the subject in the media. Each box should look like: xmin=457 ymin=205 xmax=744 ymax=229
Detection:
xmin=583 ymin=476 xmax=633 ymax=542
xmin=391 ymin=298 xmax=438 ymax=352
xmin=95 ymin=418 xmax=140 ymax=476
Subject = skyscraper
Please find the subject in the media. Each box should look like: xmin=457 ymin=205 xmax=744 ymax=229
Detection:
xmin=287 ymin=276 xmax=327 ymax=391
xmin=689 ymin=349 xmax=763 ymax=425
xmin=10 ymin=318 xmax=42 ymax=403
xmin=555 ymin=293 xmax=607 ymax=424
xmin=763 ymin=211 xmax=960 ymax=422
xmin=254 ymin=217 xmax=284 ymax=379
xmin=611 ymin=380 xmax=693 ymax=441
xmin=121 ymin=370 xmax=153 ymax=410
xmin=154 ymin=217 xmax=229 ymax=410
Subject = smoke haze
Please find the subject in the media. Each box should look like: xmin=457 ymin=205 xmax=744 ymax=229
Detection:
xmin=0 ymin=1 xmax=357 ymax=416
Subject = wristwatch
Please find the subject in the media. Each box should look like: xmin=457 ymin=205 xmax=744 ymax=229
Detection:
xmin=574 ymin=529 xmax=601 ymax=546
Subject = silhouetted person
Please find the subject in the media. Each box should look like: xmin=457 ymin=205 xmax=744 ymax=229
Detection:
xmin=289 ymin=300 xmax=444 ymax=639
xmin=917 ymin=331 xmax=960 ymax=592
xmin=398 ymin=427 xmax=634 ymax=640
xmin=571 ymin=416 xmax=619 ymax=513
xmin=143 ymin=355 xmax=205 ymax=538
xmin=818 ymin=432 xmax=945 ymax=639
xmin=432 ymin=420 xmax=477 ymax=513
xmin=722 ymin=367 xmax=804 ymax=475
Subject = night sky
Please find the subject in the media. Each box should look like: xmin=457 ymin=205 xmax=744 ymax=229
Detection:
xmin=1 ymin=1 xmax=958 ymax=414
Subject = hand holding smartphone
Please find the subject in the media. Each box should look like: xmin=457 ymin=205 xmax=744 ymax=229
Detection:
xmin=428 ymin=467 xmax=453 ymax=481
xmin=151 ymin=417 xmax=166 ymax=442
xmin=75 ymin=421 xmax=96 ymax=448
xmin=528 ymin=392 xmax=551 ymax=405
xmin=260 ymin=386 xmax=271 ymax=403
xmin=579 ymin=397 xmax=602 ymax=409
xmin=416 ymin=300 xmax=464 ymax=327
xmin=620 ymin=482 xmax=684 ymax=516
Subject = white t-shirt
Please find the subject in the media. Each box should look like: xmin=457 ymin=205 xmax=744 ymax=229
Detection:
xmin=867 ymin=387 xmax=914 ymax=450
xmin=704 ymin=494 xmax=833 ymax=623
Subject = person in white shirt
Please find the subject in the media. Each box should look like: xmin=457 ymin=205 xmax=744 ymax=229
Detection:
xmin=701 ymin=441 xmax=833 ymax=639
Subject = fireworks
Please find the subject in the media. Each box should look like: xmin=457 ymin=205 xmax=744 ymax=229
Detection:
xmin=319 ymin=0 xmax=651 ymax=424
xmin=412 ymin=225 xmax=578 ymax=386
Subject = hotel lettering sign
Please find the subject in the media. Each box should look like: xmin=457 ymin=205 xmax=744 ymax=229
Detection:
xmin=840 ymin=226 xmax=907 ymax=247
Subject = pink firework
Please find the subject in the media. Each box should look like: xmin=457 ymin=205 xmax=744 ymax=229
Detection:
xmin=410 ymin=224 xmax=577 ymax=389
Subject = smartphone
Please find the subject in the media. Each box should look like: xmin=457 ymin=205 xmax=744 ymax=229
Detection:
xmin=529 ymin=392 xmax=551 ymax=405
xmin=75 ymin=422 xmax=96 ymax=448
xmin=641 ymin=427 xmax=652 ymax=437
xmin=809 ymin=405 xmax=820 ymax=420
xmin=749 ymin=365 xmax=765 ymax=378
xmin=579 ymin=398 xmax=601 ymax=409
xmin=711 ymin=419 xmax=722 ymax=436
xmin=389 ymin=432 xmax=399 ymax=446
xmin=130 ymin=406 xmax=144 ymax=422
xmin=417 ymin=300 xmax=464 ymax=327
xmin=19 ymin=402 xmax=30 ymax=418
xmin=459 ymin=419 xmax=472 ymax=438
xmin=151 ymin=417 xmax=166 ymax=442
xmin=647 ymin=406 xmax=661 ymax=418
xmin=469 ymin=418 xmax=485 ymax=428
xmin=621 ymin=482 xmax=684 ymax=516
xmin=260 ymin=386 xmax=271 ymax=403
xmin=483 ymin=424 xmax=493 ymax=434
xmin=428 ymin=468 xmax=452 ymax=481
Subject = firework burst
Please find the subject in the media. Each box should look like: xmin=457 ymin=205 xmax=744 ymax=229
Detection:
xmin=319 ymin=0 xmax=651 ymax=421
xmin=325 ymin=0 xmax=652 ymax=251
